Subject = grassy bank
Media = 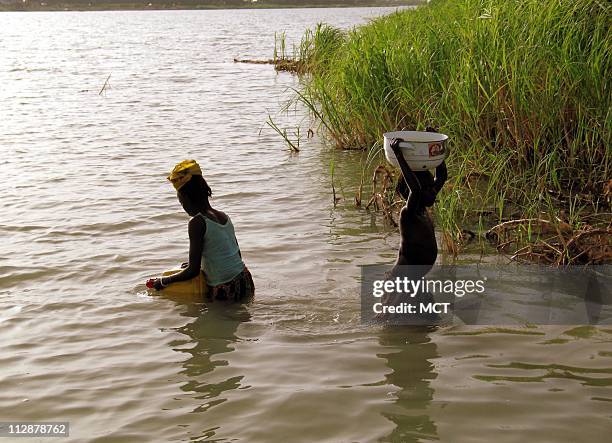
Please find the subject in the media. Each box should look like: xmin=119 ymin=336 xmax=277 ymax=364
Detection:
xmin=288 ymin=0 xmax=611 ymax=262
xmin=0 ymin=0 xmax=419 ymax=12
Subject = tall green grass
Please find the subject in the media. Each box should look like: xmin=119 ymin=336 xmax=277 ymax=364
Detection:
xmin=294 ymin=0 xmax=611 ymax=243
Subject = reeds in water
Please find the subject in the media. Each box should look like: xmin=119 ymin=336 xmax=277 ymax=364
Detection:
xmin=291 ymin=0 xmax=611 ymax=260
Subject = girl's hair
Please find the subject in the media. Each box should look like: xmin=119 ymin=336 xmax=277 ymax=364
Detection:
xmin=178 ymin=174 xmax=212 ymax=206
xmin=395 ymin=171 xmax=437 ymax=208
xmin=396 ymin=177 xmax=409 ymax=200
xmin=414 ymin=171 xmax=436 ymax=207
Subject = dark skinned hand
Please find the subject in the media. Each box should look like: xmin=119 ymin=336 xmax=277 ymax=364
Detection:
xmin=390 ymin=138 xmax=403 ymax=154
xmin=153 ymin=278 xmax=165 ymax=291
xmin=146 ymin=278 xmax=165 ymax=291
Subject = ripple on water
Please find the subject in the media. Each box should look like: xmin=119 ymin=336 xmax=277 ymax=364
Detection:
xmin=2 ymin=7 xmax=611 ymax=443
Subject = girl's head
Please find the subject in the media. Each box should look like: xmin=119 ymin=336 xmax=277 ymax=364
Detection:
xmin=177 ymin=174 xmax=212 ymax=216
xmin=167 ymin=160 xmax=212 ymax=216
xmin=396 ymin=170 xmax=437 ymax=209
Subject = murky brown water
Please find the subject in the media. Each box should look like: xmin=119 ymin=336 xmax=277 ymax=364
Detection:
xmin=1 ymin=8 xmax=611 ymax=443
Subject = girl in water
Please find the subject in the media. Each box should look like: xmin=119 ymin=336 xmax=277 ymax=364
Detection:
xmin=390 ymin=137 xmax=447 ymax=271
xmin=379 ymin=137 xmax=447 ymax=321
xmin=148 ymin=160 xmax=254 ymax=301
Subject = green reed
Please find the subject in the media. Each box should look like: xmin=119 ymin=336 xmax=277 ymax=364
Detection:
xmin=293 ymin=0 xmax=611 ymax=244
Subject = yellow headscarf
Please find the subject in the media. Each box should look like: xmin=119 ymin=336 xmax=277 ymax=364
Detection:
xmin=167 ymin=159 xmax=202 ymax=190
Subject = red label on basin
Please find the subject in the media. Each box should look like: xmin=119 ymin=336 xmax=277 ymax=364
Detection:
xmin=428 ymin=142 xmax=445 ymax=157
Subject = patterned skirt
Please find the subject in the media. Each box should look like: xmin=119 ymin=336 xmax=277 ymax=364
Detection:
xmin=206 ymin=266 xmax=254 ymax=302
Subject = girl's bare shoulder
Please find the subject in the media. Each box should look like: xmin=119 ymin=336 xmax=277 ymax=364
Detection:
xmin=209 ymin=208 xmax=229 ymax=225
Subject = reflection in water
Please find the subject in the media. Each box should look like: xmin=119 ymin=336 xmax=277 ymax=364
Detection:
xmin=378 ymin=326 xmax=438 ymax=442
xmin=3 ymin=8 xmax=611 ymax=442
xmin=173 ymin=302 xmax=251 ymax=418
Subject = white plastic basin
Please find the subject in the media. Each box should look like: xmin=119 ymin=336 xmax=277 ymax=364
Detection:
xmin=383 ymin=130 xmax=448 ymax=170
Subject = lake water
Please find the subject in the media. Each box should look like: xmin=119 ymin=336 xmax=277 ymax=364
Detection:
xmin=1 ymin=8 xmax=611 ymax=443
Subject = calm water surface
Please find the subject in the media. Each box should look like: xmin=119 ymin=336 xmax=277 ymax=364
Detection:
xmin=1 ymin=8 xmax=611 ymax=443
